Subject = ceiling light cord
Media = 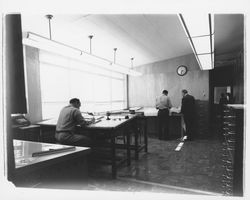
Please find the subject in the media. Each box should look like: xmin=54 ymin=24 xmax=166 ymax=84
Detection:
xmin=88 ymin=35 xmax=93 ymax=54
xmin=113 ymin=48 xmax=117 ymax=64
xmin=45 ymin=15 xmax=53 ymax=40
xmin=131 ymin=57 xmax=134 ymax=68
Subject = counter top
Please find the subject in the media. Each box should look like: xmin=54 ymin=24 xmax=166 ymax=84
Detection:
xmin=13 ymin=139 xmax=90 ymax=169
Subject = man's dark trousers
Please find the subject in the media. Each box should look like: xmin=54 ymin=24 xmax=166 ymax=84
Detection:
xmin=158 ymin=109 xmax=170 ymax=140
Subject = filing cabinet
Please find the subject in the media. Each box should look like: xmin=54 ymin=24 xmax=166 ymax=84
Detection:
xmin=221 ymin=105 xmax=244 ymax=196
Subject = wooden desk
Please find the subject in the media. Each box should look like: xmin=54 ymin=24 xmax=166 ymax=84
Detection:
xmin=12 ymin=125 xmax=40 ymax=142
xmin=37 ymin=114 xmax=138 ymax=179
xmin=108 ymin=111 xmax=148 ymax=159
xmin=13 ymin=139 xmax=91 ymax=186
xmin=122 ymin=107 xmax=184 ymax=140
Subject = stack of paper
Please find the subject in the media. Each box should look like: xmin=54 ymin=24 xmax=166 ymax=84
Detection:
xmin=143 ymin=107 xmax=158 ymax=116
xmin=170 ymin=107 xmax=181 ymax=114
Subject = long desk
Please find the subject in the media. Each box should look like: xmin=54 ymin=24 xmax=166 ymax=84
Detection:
xmin=145 ymin=113 xmax=185 ymax=139
xmin=13 ymin=139 xmax=91 ymax=186
xmin=104 ymin=112 xmax=148 ymax=160
xmin=121 ymin=107 xmax=184 ymax=140
xmin=37 ymin=114 xmax=143 ymax=179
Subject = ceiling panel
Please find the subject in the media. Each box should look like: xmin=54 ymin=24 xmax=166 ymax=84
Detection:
xmin=143 ymin=14 xmax=192 ymax=58
xmin=214 ymin=14 xmax=244 ymax=56
xmin=79 ymin=14 xmax=157 ymax=66
xmin=21 ymin=14 xmax=193 ymax=67
xmin=21 ymin=14 xmax=243 ymax=68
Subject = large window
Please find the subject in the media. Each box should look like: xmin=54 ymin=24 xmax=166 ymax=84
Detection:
xmin=39 ymin=51 xmax=127 ymax=119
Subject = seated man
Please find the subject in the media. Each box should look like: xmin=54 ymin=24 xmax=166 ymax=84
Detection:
xmin=55 ymin=98 xmax=95 ymax=147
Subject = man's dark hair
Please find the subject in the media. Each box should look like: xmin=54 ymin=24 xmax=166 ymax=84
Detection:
xmin=182 ymin=89 xmax=188 ymax=94
xmin=162 ymin=90 xmax=168 ymax=95
xmin=69 ymin=98 xmax=80 ymax=104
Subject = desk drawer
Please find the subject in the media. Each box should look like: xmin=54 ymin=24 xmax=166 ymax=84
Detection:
xmin=12 ymin=125 xmax=40 ymax=142
xmin=40 ymin=126 xmax=56 ymax=143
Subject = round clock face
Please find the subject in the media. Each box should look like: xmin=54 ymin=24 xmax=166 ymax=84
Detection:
xmin=177 ymin=65 xmax=188 ymax=76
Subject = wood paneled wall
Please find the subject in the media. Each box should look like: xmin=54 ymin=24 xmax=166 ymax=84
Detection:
xmin=233 ymin=51 xmax=244 ymax=104
xmin=128 ymin=54 xmax=209 ymax=108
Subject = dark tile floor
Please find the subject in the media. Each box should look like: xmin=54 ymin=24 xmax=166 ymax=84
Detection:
xmin=36 ymin=137 xmax=224 ymax=195
xmin=87 ymin=137 xmax=224 ymax=194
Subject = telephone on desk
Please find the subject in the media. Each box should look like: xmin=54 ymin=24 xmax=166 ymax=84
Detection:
xmin=12 ymin=114 xmax=31 ymax=127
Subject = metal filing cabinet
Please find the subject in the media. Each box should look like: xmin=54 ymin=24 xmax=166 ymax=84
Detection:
xmin=221 ymin=104 xmax=244 ymax=196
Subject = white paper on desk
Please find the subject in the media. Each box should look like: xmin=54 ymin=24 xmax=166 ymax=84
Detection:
xmin=143 ymin=107 xmax=158 ymax=116
xmin=170 ymin=107 xmax=181 ymax=114
xmin=41 ymin=144 xmax=70 ymax=151
xmin=82 ymin=114 xmax=104 ymax=121
xmin=129 ymin=106 xmax=142 ymax=111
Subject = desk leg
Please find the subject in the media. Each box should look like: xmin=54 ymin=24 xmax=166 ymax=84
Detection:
xmin=181 ymin=116 xmax=184 ymax=139
xmin=111 ymin=135 xmax=116 ymax=179
xmin=134 ymin=123 xmax=139 ymax=160
xmin=39 ymin=127 xmax=44 ymax=142
xmin=126 ymin=127 xmax=131 ymax=166
xmin=144 ymin=118 xmax=148 ymax=152
xmin=39 ymin=127 xmax=42 ymax=142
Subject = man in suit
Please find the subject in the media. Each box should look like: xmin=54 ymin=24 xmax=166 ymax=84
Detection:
xmin=181 ymin=89 xmax=196 ymax=141
xmin=156 ymin=90 xmax=172 ymax=140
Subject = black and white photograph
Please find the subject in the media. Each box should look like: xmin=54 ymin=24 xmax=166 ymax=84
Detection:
xmin=0 ymin=1 xmax=249 ymax=199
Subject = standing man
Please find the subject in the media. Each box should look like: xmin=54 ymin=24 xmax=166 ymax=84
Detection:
xmin=55 ymin=98 xmax=95 ymax=147
xmin=181 ymin=89 xmax=196 ymax=141
xmin=226 ymin=92 xmax=234 ymax=104
xmin=219 ymin=93 xmax=228 ymax=115
xmin=156 ymin=90 xmax=172 ymax=140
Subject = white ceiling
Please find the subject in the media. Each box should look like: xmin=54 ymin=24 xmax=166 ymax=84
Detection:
xmin=21 ymin=14 xmax=244 ymax=68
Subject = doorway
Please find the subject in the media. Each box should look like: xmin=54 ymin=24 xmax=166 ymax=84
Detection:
xmin=213 ymin=86 xmax=232 ymax=116
xmin=209 ymin=65 xmax=234 ymax=138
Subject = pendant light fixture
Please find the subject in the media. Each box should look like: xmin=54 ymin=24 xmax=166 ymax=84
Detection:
xmin=45 ymin=14 xmax=53 ymax=40
xmin=22 ymin=15 xmax=142 ymax=76
xmin=130 ymin=57 xmax=134 ymax=68
xmin=88 ymin=35 xmax=93 ymax=54
xmin=113 ymin=48 xmax=117 ymax=64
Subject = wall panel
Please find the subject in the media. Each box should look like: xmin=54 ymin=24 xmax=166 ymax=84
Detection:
xmin=128 ymin=54 xmax=210 ymax=137
xmin=129 ymin=54 xmax=209 ymax=108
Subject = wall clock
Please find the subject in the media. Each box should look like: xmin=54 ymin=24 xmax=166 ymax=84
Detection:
xmin=177 ymin=65 xmax=188 ymax=76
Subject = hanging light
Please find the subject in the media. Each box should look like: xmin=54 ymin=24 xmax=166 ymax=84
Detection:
xmin=178 ymin=14 xmax=214 ymax=70
xmin=88 ymin=35 xmax=93 ymax=54
xmin=22 ymin=15 xmax=142 ymax=76
xmin=45 ymin=14 xmax=53 ymax=40
xmin=130 ymin=57 xmax=134 ymax=68
xmin=113 ymin=48 xmax=117 ymax=64
xmin=127 ymin=57 xmax=141 ymax=76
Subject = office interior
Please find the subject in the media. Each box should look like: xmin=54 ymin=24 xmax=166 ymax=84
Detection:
xmin=1 ymin=14 xmax=245 ymax=197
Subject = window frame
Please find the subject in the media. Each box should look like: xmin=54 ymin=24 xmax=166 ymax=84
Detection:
xmin=39 ymin=50 xmax=127 ymax=119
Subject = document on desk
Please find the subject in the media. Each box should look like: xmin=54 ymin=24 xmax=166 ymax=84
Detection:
xmin=82 ymin=113 xmax=104 ymax=120
xmin=93 ymin=119 xmax=102 ymax=124
xmin=32 ymin=146 xmax=76 ymax=157
xmin=143 ymin=107 xmax=158 ymax=116
xmin=170 ymin=107 xmax=181 ymax=114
